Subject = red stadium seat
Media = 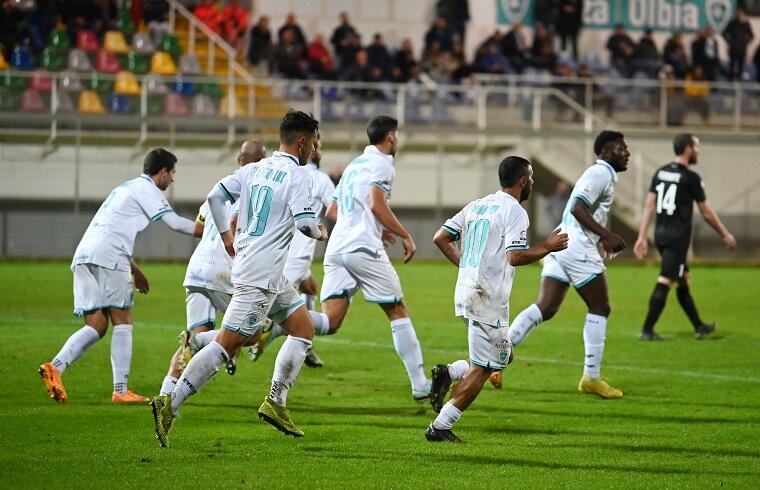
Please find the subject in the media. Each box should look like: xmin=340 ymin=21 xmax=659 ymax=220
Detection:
xmin=21 ymin=88 xmax=46 ymax=112
xmin=76 ymin=30 xmax=100 ymax=52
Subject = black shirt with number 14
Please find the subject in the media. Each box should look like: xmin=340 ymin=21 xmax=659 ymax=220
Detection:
xmin=649 ymin=162 xmax=706 ymax=249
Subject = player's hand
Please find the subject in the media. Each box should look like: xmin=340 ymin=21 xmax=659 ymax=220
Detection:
xmin=402 ymin=235 xmax=416 ymax=263
xmin=633 ymin=237 xmax=648 ymax=259
xmin=723 ymin=232 xmax=736 ymax=250
xmin=382 ymin=229 xmax=396 ymax=247
xmin=543 ymin=229 xmax=568 ymax=253
xmin=317 ymin=223 xmax=329 ymax=242
xmin=600 ymin=233 xmax=626 ymax=254
xmin=132 ymin=269 xmax=149 ymax=294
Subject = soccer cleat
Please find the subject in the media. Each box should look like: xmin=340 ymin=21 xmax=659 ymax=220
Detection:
xmin=489 ymin=370 xmax=503 ymax=389
xmin=424 ymin=424 xmax=462 ymax=443
xmin=225 ymin=355 xmax=237 ymax=375
xmin=177 ymin=330 xmax=195 ymax=372
xmin=248 ymin=318 xmax=274 ymax=362
xmin=39 ymin=362 xmax=67 ymax=404
xmin=258 ymin=396 xmax=304 ymax=437
xmin=639 ymin=330 xmax=665 ymax=341
xmin=149 ymin=394 xmax=175 ymax=447
xmin=304 ymin=348 xmax=324 ymax=368
xmin=112 ymin=390 xmax=150 ymax=403
xmin=578 ymin=376 xmax=623 ymax=399
xmin=412 ymin=379 xmax=432 ymax=403
xmin=696 ymin=323 xmax=716 ymax=340
xmin=430 ymin=364 xmax=452 ymax=413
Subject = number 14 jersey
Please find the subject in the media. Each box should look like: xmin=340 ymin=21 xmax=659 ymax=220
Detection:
xmin=650 ymin=162 xmax=706 ymax=248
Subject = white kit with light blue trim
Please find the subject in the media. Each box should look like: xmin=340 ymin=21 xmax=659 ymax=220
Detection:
xmin=183 ymin=201 xmax=236 ymax=294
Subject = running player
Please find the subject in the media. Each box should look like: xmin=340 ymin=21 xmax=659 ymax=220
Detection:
xmin=506 ymin=130 xmax=630 ymax=399
xmin=425 ymin=157 xmax=568 ymax=442
xmin=39 ymin=149 xmax=199 ymax=404
xmin=150 ymin=111 xmax=328 ymax=446
xmin=634 ymin=133 xmax=736 ymax=340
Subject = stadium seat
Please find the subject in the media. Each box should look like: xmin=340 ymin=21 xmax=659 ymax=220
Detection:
xmin=147 ymin=94 xmax=165 ymax=115
xmin=96 ymin=49 xmax=120 ymax=73
xmin=116 ymin=10 xmax=136 ymax=41
xmin=104 ymin=31 xmax=130 ymax=54
xmin=47 ymin=28 xmax=71 ymax=53
xmin=114 ymin=71 xmax=140 ymax=95
xmin=171 ymin=75 xmax=197 ymax=96
xmin=0 ymin=90 xmax=18 ymax=111
xmin=55 ymin=90 xmax=75 ymax=113
xmin=76 ymin=30 xmax=100 ymax=52
xmin=144 ymin=74 xmax=169 ymax=94
xmin=131 ymin=32 xmax=156 ymax=54
xmin=0 ymin=71 xmax=29 ymax=92
xmin=21 ymin=88 xmax=46 ymax=112
xmin=219 ymin=95 xmax=245 ymax=117
xmin=60 ymin=71 xmax=84 ymax=91
xmin=30 ymin=70 xmax=52 ymax=91
xmin=200 ymin=78 xmax=223 ymax=98
xmin=192 ymin=94 xmax=217 ymax=116
xmin=42 ymin=48 xmax=66 ymax=71
xmin=179 ymin=54 xmax=201 ymax=75
xmin=107 ymin=93 xmax=132 ymax=114
xmin=67 ymin=49 xmax=93 ymax=72
xmin=164 ymin=92 xmax=190 ymax=116
xmin=124 ymin=51 xmax=149 ymax=75
xmin=11 ymin=44 xmax=36 ymax=70
xmin=87 ymin=73 xmax=114 ymax=94
xmin=77 ymin=90 xmax=106 ymax=113
xmin=0 ymin=51 xmax=9 ymax=70
xmin=159 ymin=34 xmax=182 ymax=59
xmin=150 ymin=52 xmax=177 ymax=75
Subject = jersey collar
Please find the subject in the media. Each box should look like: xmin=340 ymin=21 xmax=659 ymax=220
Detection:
xmin=364 ymin=145 xmax=394 ymax=165
xmin=272 ymin=151 xmax=300 ymax=166
xmin=306 ymin=162 xmax=317 ymax=170
xmin=498 ymin=190 xmax=519 ymax=203
xmin=595 ymin=159 xmax=619 ymax=183
xmin=139 ymin=173 xmax=158 ymax=187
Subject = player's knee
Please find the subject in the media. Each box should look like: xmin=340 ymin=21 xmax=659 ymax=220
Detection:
xmin=590 ymin=302 xmax=611 ymax=317
xmin=539 ymin=303 xmax=559 ymax=320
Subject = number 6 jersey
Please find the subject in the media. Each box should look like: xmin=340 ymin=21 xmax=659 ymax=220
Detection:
xmin=649 ymin=162 xmax=706 ymax=248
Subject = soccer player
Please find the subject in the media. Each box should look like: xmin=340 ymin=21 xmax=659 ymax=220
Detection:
xmin=319 ymin=116 xmax=431 ymax=401
xmin=158 ymin=139 xmax=267 ymax=397
xmin=39 ymin=149 xmax=199 ymax=404
xmin=150 ymin=111 xmax=328 ymax=446
xmin=506 ymin=130 xmax=630 ymax=399
xmin=425 ymin=157 xmax=568 ymax=442
xmin=634 ymin=134 xmax=736 ymax=340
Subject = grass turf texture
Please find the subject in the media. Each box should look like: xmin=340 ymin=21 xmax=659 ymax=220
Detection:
xmin=1 ymin=260 xmax=759 ymax=488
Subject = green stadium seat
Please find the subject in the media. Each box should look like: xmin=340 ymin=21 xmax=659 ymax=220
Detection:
xmin=124 ymin=52 xmax=149 ymax=75
xmin=147 ymin=94 xmax=165 ymax=116
xmin=159 ymin=34 xmax=182 ymax=59
xmin=87 ymin=73 xmax=114 ymax=94
xmin=200 ymin=78 xmax=222 ymax=98
xmin=116 ymin=10 xmax=136 ymax=41
xmin=0 ymin=90 xmax=19 ymax=111
xmin=0 ymin=72 xmax=29 ymax=92
xmin=47 ymin=28 xmax=71 ymax=53
xmin=42 ymin=48 xmax=66 ymax=71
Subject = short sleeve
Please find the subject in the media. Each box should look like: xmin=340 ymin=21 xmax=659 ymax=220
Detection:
xmin=648 ymin=171 xmax=659 ymax=193
xmin=441 ymin=208 xmax=466 ymax=241
xmin=370 ymin=162 xmax=394 ymax=196
xmin=139 ymin=186 xmax=174 ymax=221
xmin=688 ymin=172 xmax=706 ymax=203
xmin=217 ymin=169 xmax=243 ymax=203
xmin=289 ymin=167 xmax=316 ymax=221
xmin=573 ymin=170 xmax=610 ymax=209
xmin=505 ymin=207 xmax=530 ymax=252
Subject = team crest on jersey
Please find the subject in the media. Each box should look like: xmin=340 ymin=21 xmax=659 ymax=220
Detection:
xmin=246 ymin=312 xmax=260 ymax=327
xmin=496 ymin=339 xmax=511 ymax=363
xmin=706 ymin=0 xmax=732 ymax=33
xmin=498 ymin=0 xmax=531 ymax=24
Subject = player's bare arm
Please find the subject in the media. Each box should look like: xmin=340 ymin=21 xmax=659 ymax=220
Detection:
xmin=325 ymin=201 xmax=338 ymax=222
xmin=697 ymin=200 xmax=736 ymax=249
xmin=571 ymin=198 xmax=626 ymax=253
xmin=634 ymin=192 xmax=657 ymax=259
xmin=433 ymin=228 xmax=461 ymax=266
xmin=192 ymin=217 xmax=204 ymax=238
xmin=369 ymin=186 xmax=416 ymax=263
xmin=508 ymin=229 xmax=568 ymax=266
xmin=130 ymin=259 xmax=149 ymax=294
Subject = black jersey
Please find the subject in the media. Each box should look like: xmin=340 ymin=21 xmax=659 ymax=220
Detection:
xmin=649 ymin=162 xmax=706 ymax=248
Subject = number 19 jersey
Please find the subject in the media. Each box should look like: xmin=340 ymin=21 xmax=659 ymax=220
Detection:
xmin=442 ymin=191 xmax=530 ymax=326
xmin=649 ymin=163 xmax=706 ymax=248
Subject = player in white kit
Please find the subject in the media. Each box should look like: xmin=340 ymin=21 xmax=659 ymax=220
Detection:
xmin=424 ymin=157 xmax=568 ymax=442
xmin=150 ymin=111 xmax=328 ymax=446
xmin=39 ymin=149 xmax=199 ymax=404
xmin=506 ymin=130 xmax=630 ymax=399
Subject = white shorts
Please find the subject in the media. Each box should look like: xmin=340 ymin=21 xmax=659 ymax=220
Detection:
xmin=320 ymin=249 xmax=404 ymax=304
xmin=467 ymin=319 xmax=512 ymax=371
xmin=283 ymin=257 xmax=311 ymax=289
xmin=185 ymin=286 xmax=232 ymax=331
xmin=222 ymin=281 xmax=304 ymax=337
xmin=72 ymin=263 xmax=133 ymax=316
xmin=541 ymin=246 xmax=605 ymax=289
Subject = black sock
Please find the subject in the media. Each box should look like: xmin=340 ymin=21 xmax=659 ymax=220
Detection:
xmin=642 ymin=283 xmax=670 ymax=333
xmin=676 ymin=286 xmax=703 ymax=330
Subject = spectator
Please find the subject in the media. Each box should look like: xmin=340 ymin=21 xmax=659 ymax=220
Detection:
xmin=436 ymin=0 xmax=470 ymax=44
xmin=578 ymin=63 xmax=614 ymax=118
xmin=338 ymin=33 xmax=362 ymax=72
xmin=606 ymin=23 xmax=636 ymax=76
xmin=691 ymin=26 xmax=719 ymax=81
xmin=366 ymin=33 xmax=393 ymax=78
xmin=556 ymin=0 xmax=583 ymax=60
xmin=61 ymin=0 xmax=115 ymax=42
xmin=219 ymin=0 xmax=249 ymax=48
xmin=684 ymin=65 xmax=710 ymax=125
xmin=634 ymin=28 xmax=661 ymax=78
xmin=193 ymin=0 xmax=220 ymax=35
xmin=270 ymin=28 xmax=306 ymax=79
xmin=342 ymin=49 xmax=385 ymax=99
xmin=449 ymin=39 xmax=474 ymax=83
xmin=307 ymin=34 xmax=334 ymax=79
xmin=502 ymin=22 xmax=530 ymax=73
xmin=531 ymin=23 xmax=557 ymax=72
xmin=143 ymin=0 xmax=170 ymax=46
xmin=247 ymin=16 xmax=272 ymax=66
xmin=278 ymin=12 xmax=307 ymax=52
xmin=330 ymin=12 xmax=359 ymax=60
xmin=663 ymin=32 xmax=689 ymax=78
xmin=658 ymin=64 xmax=685 ymax=125
xmin=394 ymin=38 xmax=418 ymax=82
xmin=534 ymin=0 xmax=558 ymax=33
xmin=424 ymin=16 xmax=453 ymax=54
xmin=723 ymin=8 xmax=754 ymax=80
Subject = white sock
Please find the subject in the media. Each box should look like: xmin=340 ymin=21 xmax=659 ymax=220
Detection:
xmin=508 ymin=304 xmax=543 ymax=346
xmin=111 ymin=324 xmax=133 ymax=394
xmin=171 ymin=341 xmax=227 ymax=413
xmin=447 ymin=360 xmax=469 ymax=381
xmin=390 ymin=318 xmax=428 ymax=392
xmin=269 ymin=336 xmax=311 ymax=406
xmin=432 ymin=401 xmax=463 ymax=430
xmin=52 ymin=325 xmax=100 ymax=373
xmin=303 ymin=293 xmax=315 ymax=311
xmin=310 ymin=311 xmax=330 ymax=335
xmin=160 ymin=375 xmax=178 ymax=396
xmin=583 ymin=313 xmax=607 ymax=379
xmin=193 ymin=330 xmax=217 ymax=349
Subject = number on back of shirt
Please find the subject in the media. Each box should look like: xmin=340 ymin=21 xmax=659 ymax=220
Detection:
xmin=460 ymin=219 xmax=490 ymax=268
xmin=246 ymin=185 xmax=273 ymax=236
xmin=655 ymin=182 xmax=677 ymax=216
xmin=339 ymin=169 xmax=357 ymax=214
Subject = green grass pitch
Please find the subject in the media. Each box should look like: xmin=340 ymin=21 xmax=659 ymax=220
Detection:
xmin=1 ymin=260 xmax=759 ymax=488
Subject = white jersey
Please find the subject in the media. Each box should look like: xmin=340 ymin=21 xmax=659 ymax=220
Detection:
xmin=443 ymin=191 xmax=529 ymax=326
xmin=325 ymin=145 xmax=395 ymax=256
xmin=287 ymin=163 xmax=335 ymax=261
xmin=558 ymin=159 xmax=618 ymax=249
xmin=71 ymin=174 xmax=174 ymax=272
xmin=183 ymin=201 xmax=237 ymax=294
xmin=215 ymin=151 xmax=315 ymax=291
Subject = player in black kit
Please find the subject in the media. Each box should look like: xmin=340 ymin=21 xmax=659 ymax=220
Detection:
xmin=634 ymin=134 xmax=736 ymax=340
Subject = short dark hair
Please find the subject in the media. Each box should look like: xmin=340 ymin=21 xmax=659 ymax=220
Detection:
xmin=498 ymin=156 xmax=531 ymax=188
xmin=673 ymin=133 xmax=695 ymax=155
xmin=367 ymin=116 xmax=398 ymax=145
xmin=280 ymin=110 xmax=319 ymax=144
xmin=143 ymin=148 xmax=177 ymax=175
xmin=594 ymin=130 xmax=625 ymax=156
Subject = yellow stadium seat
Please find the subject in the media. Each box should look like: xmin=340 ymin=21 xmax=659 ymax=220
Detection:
xmin=0 ymin=50 xmax=9 ymax=69
xmin=103 ymin=31 xmax=130 ymax=53
xmin=114 ymin=70 xmax=140 ymax=95
xmin=77 ymin=90 xmax=106 ymax=114
xmin=150 ymin=52 xmax=177 ymax=75
xmin=219 ymin=95 xmax=246 ymax=118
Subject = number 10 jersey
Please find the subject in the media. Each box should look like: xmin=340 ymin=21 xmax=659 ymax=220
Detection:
xmin=649 ymin=162 xmax=706 ymax=248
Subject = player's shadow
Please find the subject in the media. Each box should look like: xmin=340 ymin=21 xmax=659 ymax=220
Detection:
xmin=478 ymin=425 xmax=630 ymax=439
xmin=534 ymin=441 xmax=760 ymax=460
xmin=290 ymin=402 xmax=428 ymax=418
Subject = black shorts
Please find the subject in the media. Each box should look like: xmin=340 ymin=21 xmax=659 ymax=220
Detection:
xmin=657 ymin=245 xmax=689 ymax=280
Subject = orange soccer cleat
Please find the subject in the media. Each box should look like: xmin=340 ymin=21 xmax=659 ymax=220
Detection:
xmin=112 ymin=390 xmax=150 ymax=403
xmin=39 ymin=362 xmax=68 ymax=403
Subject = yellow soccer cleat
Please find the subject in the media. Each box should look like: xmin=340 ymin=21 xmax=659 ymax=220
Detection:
xmin=578 ymin=376 xmax=623 ymax=399
xmin=489 ymin=371 xmax=503 ymax=389
xmin=39 ymin=362 xmax=67 ymax=404
xmin=177 ymin=330 xmax=195 ymax=372
xmin=258 ymin=396 xmax=304 ymax=437
xmin=149 ymin=394 xmax=175 ymax=447
xmin=112 ymin=390 xmax=150 ymax=403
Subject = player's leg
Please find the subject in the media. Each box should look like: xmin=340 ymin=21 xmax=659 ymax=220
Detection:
xmin=299 ymin=275 xmax=318 ymax=311
xmin=108 ymin=307 xmax=150 ymax=402
xmin=675 ymin=269 xmax=714 ymax=339
xmin=429 ymin=359 xmax=470 ymax=413
xmin=640 ymin=246 xmax=678 ymax=340
xmin=319 ymin=254 xmax=358 ymax=334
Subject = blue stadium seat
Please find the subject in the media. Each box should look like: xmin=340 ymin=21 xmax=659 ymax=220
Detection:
xmin=12 ymin=44 xmax=36 ymax=70
xmin=108 ymin=93 xmax=132 ymax=114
